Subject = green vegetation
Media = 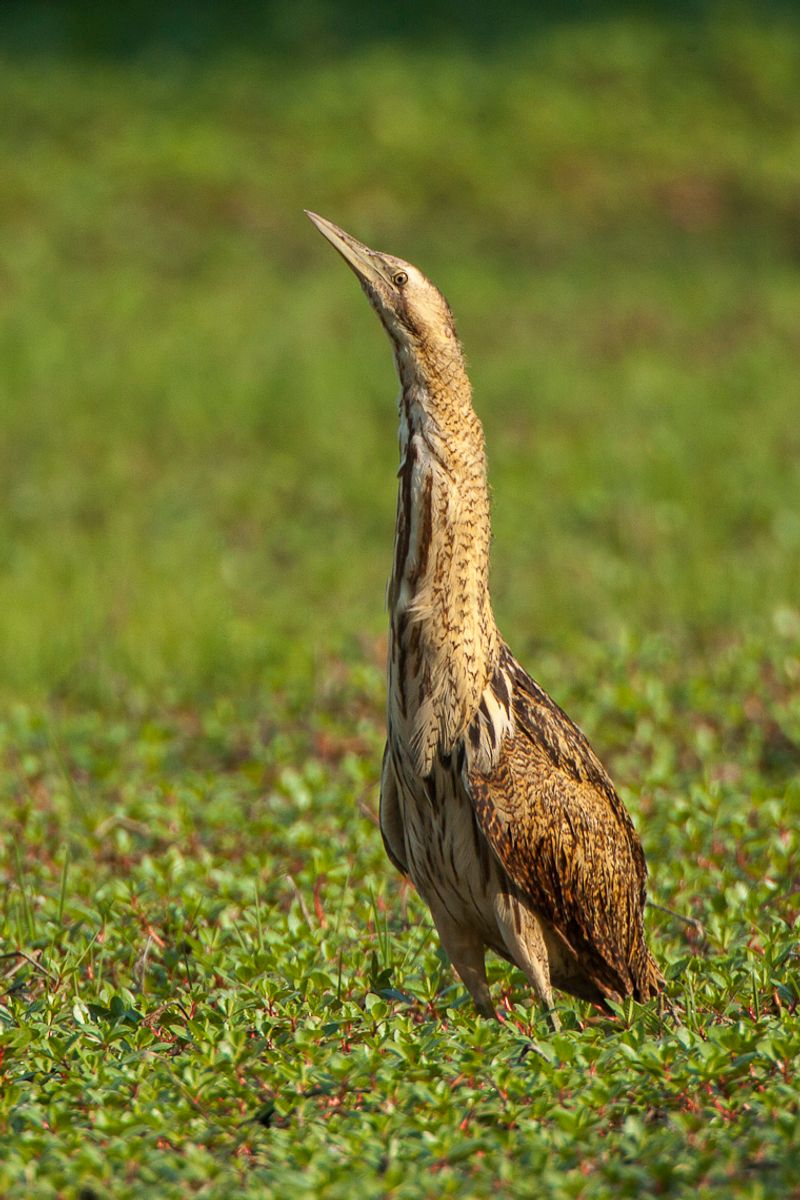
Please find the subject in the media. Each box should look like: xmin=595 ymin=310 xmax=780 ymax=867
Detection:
xmin=1 ymin=5 xmax=799 ymax=1196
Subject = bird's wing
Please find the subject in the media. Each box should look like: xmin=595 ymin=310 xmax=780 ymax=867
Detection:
xmin=464 ymin=644 xmax=658 ymax=1001
xmin=379 ymin=742 xmax=409 ymax=876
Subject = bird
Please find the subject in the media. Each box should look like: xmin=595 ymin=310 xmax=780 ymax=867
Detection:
xmin=307 ymin=210 xmax=663 ymax=1027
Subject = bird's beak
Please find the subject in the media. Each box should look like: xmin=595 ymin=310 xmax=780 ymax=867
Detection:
xmin=305 ymin=211 xmax=391 ymax=289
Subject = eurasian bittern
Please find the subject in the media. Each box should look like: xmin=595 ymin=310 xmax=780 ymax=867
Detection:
xmin=307 ymin=211 xmax=662 ymax=1026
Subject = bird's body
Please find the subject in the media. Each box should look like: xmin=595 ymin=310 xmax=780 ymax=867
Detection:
xmin=307 ymin=211 xmax=662 ymax=1023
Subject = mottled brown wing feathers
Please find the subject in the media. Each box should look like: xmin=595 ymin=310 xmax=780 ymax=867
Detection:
xmin=466 ymin=646 xmax=660 ymax=1002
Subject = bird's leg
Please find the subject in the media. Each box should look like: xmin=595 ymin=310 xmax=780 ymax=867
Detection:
xmin=429 ymin=907 xmax=495 ymax=1018
xmin=493 ymin=894 xmax=561 ymax=1032
xmin=543 ymin=1006 xmax=561 ymax=1033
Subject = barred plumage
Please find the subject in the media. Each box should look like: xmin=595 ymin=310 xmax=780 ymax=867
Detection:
xmin=308 ymin=211 xmax=662 ymax=1025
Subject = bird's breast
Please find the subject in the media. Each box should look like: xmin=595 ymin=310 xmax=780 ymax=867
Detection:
xmin=394 ymin=748 xmax=503 ymax=945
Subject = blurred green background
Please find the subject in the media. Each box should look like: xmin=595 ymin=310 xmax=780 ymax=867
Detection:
xmin=2 ymin=0 xmax=799 ymax=706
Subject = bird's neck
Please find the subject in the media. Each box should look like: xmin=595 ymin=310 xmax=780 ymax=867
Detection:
xmin=388 ymin=354 xmax=499 ymax=778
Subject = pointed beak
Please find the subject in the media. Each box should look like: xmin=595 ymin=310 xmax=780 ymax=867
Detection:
xmin=305 ymin=211 xmax=391 ymax=288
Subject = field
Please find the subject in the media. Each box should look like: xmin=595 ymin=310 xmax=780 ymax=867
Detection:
xmin=1 ymin=4 xmax=799 ymax=1196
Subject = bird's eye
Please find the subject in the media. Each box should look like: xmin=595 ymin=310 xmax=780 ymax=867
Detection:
xmin=393 ymin=271 xmax=408 ymax=287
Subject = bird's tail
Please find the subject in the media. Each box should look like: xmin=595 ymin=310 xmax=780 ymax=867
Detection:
xmin=633 ymin=946 xmax=664 ymax=1002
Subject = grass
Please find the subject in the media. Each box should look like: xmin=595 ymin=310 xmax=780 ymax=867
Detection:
xmin=1 ymin=5 xmax=800 ymax=1196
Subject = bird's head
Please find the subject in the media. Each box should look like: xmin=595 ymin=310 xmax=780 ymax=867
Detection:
xmin=306 ymin=212 xmax=459 ymax=369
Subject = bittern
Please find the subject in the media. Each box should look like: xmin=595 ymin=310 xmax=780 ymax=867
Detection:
xmin=307 ymin=211 xmax=662 ymax=1025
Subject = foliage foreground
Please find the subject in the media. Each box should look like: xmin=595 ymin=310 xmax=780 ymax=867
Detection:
xmin=2 ymin=631 xmax=799 ymax=1199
